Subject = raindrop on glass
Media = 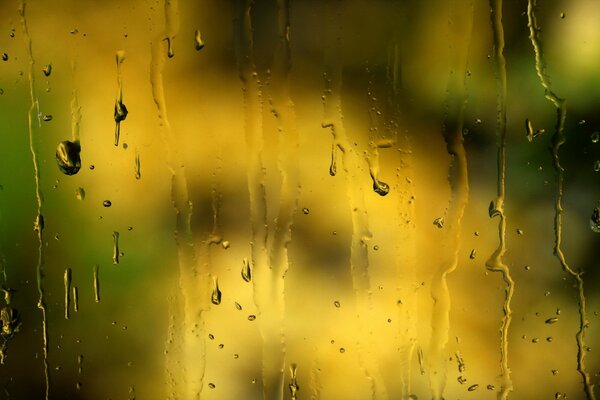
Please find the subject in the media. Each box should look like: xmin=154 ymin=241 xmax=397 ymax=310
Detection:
xmin=194 ymin=30 xmax=205 ymax=51
xmin=56 ymin=140 xmax=82 ymax=175
xmin=433 ymin=217 xmax=444 ymax=228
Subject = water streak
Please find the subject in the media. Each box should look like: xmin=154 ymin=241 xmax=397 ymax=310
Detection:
xmin=18 ymin=2 xmax=50 ymax=397
xmin=527 ymin=2 xmax=595 ymax=399
xmin=64 ymin=268 xmax=72 ymax=319
xmin=486 ymin=1 xmax=514 ymax=398
xmin=427 ymin=0 xmax=472 ymax=398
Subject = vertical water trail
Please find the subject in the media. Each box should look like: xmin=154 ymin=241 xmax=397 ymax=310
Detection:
xmin=427 ymin=0 xmax=472 ymax=398
xmin=527 ymin=3 xmax=595 ymax=399
xmin=93 ymin=264 xmax=100 ymax=303
xmin=321 ymin=1 xmax=387 ymax=398
xmin=234 ymin=1 xmax=287 ymax=398
xmin=268 ymin=0 xmax=301 ymax=397
xmin=114 ymin=50 xmax=127 ymax=146
xmin=150 ymin=0 xmax=210 ymax=398
xmin=70 ymin=60 xmax=82 ymax=143
xmin=486 ymin=1 xmax=514 ymax=399
xmin=18 ymin=2 xmax=50 ymax=397
xmin=386 ymin=26 xmax=419 ymax=397
xmin=64 ymin=268 xmax=72 ymax=319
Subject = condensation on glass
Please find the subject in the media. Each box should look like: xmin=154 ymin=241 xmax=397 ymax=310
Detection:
xmin=0 ymin=0 xmax=599 ymax=399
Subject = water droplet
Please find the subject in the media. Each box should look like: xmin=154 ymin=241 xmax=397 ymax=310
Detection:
xmin=594 ymin=160 xmax=600 ymax=172
xmin=433 ymin=217 xmax=444 ymax=228
xmin=487 ymin=384 xmax=495 ymax=391
xmin=135 ymin=151 xmax=141 ymax=180
xmin=234 ymin=302 xmax=242 ymax=310
xmin=64 ymin=268 xmax=72 ymax=319
xmin=208 ymin=333 xmax=214 ymax=340
xmin=233 ymin=353 xmax=239 ymax=359
xmin=339 ymin=348 xmax=345 ymax=353
xmin=42 ymin=115 xmax=52 ymax=122
xmin=546 ymin=337 xmax=553 ymax=342
xmin=590 ymin=206 xmax=600 ymax=233
xmin=516 ymin=228 xmax=524 ymax=235
xmin=488 ymin=198 xmax=502 ymax=218
xmin=248 ymin=315 xmax=256 ymax=321
xmin=42 ymin=64 xmax=52 ymax=77
xmin=560 ymin=12 xmax=566 ymax=19
xmin=114 ymin=100 xmax=128 ymax=123
xmin=241 ymin=258 xmax=252 ymax=282
xmin=532 ymin=338 xmax=539 ymax=343
xmin=211 ymin=277 xmax=222 ymax=305
xmin=592 ymin=131 xmax=600 ymax=143
xmin=457 ymin=376 xmax=467 ymax=384
xmin=116 ymin=50 xmax=126 ymax=64
xmin=76 ymin=187 xmax=85 ymax=200
xmin=112 ymin=232 xmax=120 ymax=265
xmin=469 ymin=249 xmax=476 ymax=259
xmin=289 ymin=363 xmax=299 ymax=399
xmin=455 ymin=351 xmax=465 ymax=373
xmin=329 ymin=143 xmax=337 ymax=176
xmin=208 ymin=383 xmax=215 ymax=389
xmin=72 ymin=286 xmax=79 ymax=312
xmin=333 ymin=301 xmax=340 ymax=308
xmin=417 ymin=346 xmax=425 ymax=375
xmin=373 ymin=245 xmax=379 ymax=251
xmin=218 ymin=343 xmax=224 ymax=349
xmin=467 ymin=384 xmax=479 ymax=392
xmin=103 ymin=200 xmax=112 ymax=207
xmin=166 ymin=37 xmax=175 ymax=58
xmin=221 ymin=240 xmax=230 ymax=249
xmin=372 ymin=179 xmax=390 ymax=196
xmin=552 ymin=369 xmax=558 ymax=375
xmin=302 ymin=207 xmax=309 ymax=215
xmin=194 ymin=30 xmax=205 ymax=51
xmin=545 ymin=317 xmax=558 ymax=324
xmin=93 ymin=265 xmax=100 ymax=303
xmin=526 ymin=118 xmax=534 ymax=142
xmin=56 ymin=140 xmax=82 ymax=175
xmin=525 ymin=265 xmax=531 ymax=271
xmin=1 ymin=53 xmax=7 ymax=61
xmin=89 ymin=165 xmax=95 ymax=170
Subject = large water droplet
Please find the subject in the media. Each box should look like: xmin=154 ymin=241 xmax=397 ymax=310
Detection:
xmin=372 ymin=179 xmax=390 ymax=196
xmin=211 ymin=277 xmax=222 ymax=305
xmin=241 ymin=258 xmax=252 ymax=282
xmin=42 ymin=64 xmax=52 ymax=77
xmin=56 ymin=140 xmax=81 ymax=175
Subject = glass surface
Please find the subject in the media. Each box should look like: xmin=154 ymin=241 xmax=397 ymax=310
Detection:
xmin=0 ymin=0 xmax=599 ymax=399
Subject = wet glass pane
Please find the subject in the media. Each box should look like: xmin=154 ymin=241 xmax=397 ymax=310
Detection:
xmin=0 ymin=0 xmax=599 ymax=399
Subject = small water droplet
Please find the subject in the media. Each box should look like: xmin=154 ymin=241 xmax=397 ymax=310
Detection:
xmin=592 ymin=131 xmax=600 ymax=143
xmin=42 ymin=115 xmax=52 ymax=122
xmin=525 ymin=265 xmax=531 ymax=271
xmin=467 ymin=384 xmax=479 ymax=392
xmin=1 ymin=53 xmax=7 ymax=61
xmin=433 ymin=217 xmax=444 ymax=228
xmin=552 ymin=369 xmax=558 ymax=375
xmin=76 ymin=187 xmax=85 ymax=200
xmin=469 ymin=249 xmax=476 ymax=259
xmin=233 ymin=353 xmax=239 ymax=359
xmin=103 ymin=200 xmax=112 ymax=207
xmin=221 ymin=240 xmax=230 ymax=249
xmin=241 ymin=258 xmax=252 ymax=282
xmin=339 ymin=348 xmax=345 ymax=353
xmin=248 ymin=315 xmax=256 ymax=321
xmin=208 ymin=333 xmax=214 ymax=340
xmin=457 ymin=376 xmax=467 ymax=384
xmin=194 ymin=30 xmax=205 ymax=51
xmin=56 ymin=140 xmax=82 ymax=175
xmin=42 ymin=64 xmax=52 ymax=77
xmin=594 ymin=160 xmax=600 ymax=172
xmin=234 ymin=302 xmax=242 ymax=310
xmin=135 ymin=151 xmax=141 ymax=180
xmin=116 ymin=50 xmax=126 ymax=64
xmin=302 ymin=207 xmax=310 ymax=215
xmin=590 ymin=206 xmax=600 ymax=233
xmin=166 ymin=37 xmax=175 ymax=58
xmin=546 ymin=337 xmax=553 ymax=342
xmin=516 ymin=228 xmax=524 ymax=235
xmin=208 ymin=383 xmax=215 ymax=389
xmin=373 ymin=245 xmax=379 ymax=251
xmin=211 ymin=277 xmax=222 ymax=305
xmin=218 ymin=343 xmax=224 ymax=349
xmin=333 ymin=301 xmax=340 ymax=308
xmin=545 ymin=317 xmax=558 ymax=324
xmin=532 ymin=338 xmax=539 ymax=343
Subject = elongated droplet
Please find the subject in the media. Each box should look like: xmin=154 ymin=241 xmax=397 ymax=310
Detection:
xmin=135 ymin=151 xmax=141 ymax=180
xmin=241 ymin=257 xmax=252 ymax=282
xmin=211 ymin=277 xmax=222 ymax=305
xmin=93 ymin=265 xmax=100 ymax=302
xmin=591 ymin=206 xmax=600 ymax=233
xmin=166 ymin=37 xmax=174 ymax=58
xmin=114 ymin=100 xmax=128 ymax=147
xmin=116 ymin=50 xmax=126 ymax=64
xmin=194 ymin=30 xmax=205 ymax=51
xmin=77 ymin=354 xmax=83 ymax=374
xmin=329 ymin=143 xmax=337 ymax=176
xmin=525 ymin=118 xmax=534 ymax=142
xmin=372 ymin=178 xmax=390 ymax=196
xmin=545 ymin=317 xmax=558 ymax=324
xmin=289 ymin=363 xmax=299 ymax=400
xmin=456 ymin=351 xmax=466 ymax=372
xmin=56 ymin=140 xmax=81 ymax=175
xmin=594 ymin=160 xmax=600 ymax=172
xmin=42 ymin=63 xmax=52 ymax=77
xmin=112 ymin=232 xmax=120 ymax=265
xmin=469 ymin=249 xmax=476 ymax=259
xmin=433 ymin=217 xmax=444 ymax=228
xmin=417 ymin=346 xmax=425 ymax=375
xmin=468 ymin=384 xmax=479 ymax=392
xmin=64 ymin=268 xmax=72 ymax=319
xmin=72 ymin=286 xmax=78 ymax=312
xmin=76 ymin=187 xmax=85 ymax=200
